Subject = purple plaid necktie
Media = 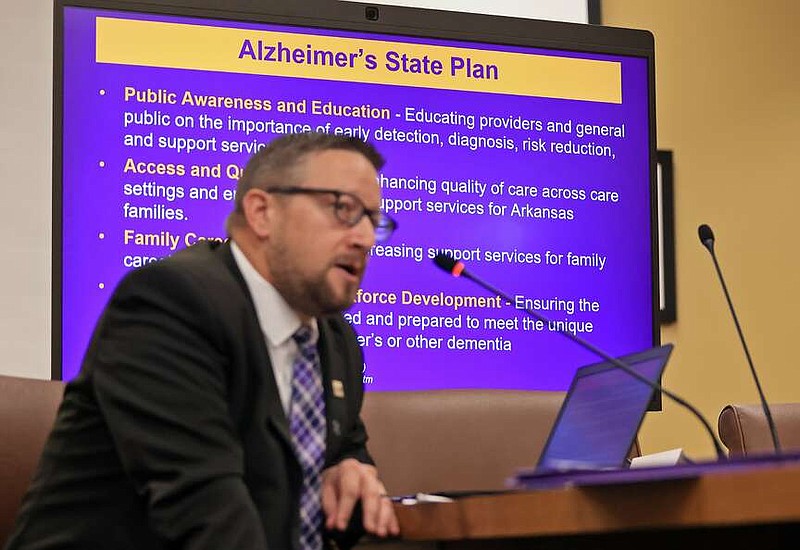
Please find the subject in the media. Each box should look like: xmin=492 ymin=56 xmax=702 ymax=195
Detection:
xmin=290 ymin=325 xmax=327 ymax=550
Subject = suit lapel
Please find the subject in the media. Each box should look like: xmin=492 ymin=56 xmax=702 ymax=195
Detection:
xmin=215 ymin=241 xmax=293 ymax=450
xmin=214 ymin=241 xmax=348 ymax=463
xmin=318 ymin=318 xmax=348 ymax=462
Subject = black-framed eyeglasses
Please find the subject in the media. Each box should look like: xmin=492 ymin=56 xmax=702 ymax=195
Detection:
xmin=264 ymin=186 xmax=397 ymax=242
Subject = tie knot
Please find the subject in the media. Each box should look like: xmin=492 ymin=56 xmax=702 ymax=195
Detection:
xmin=292 ymin=324 xmax=315 ymax=349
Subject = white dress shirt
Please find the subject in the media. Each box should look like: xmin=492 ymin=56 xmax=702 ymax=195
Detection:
xmin=231 ymin=241 xmax=318 ymax=415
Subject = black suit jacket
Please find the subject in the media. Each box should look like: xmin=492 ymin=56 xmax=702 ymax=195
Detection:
xmin=6 ymin=241 xmax=372 ymax=550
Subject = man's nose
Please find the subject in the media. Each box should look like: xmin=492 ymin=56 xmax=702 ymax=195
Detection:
xmin=349 ymin=215 xmax=376 ymax=249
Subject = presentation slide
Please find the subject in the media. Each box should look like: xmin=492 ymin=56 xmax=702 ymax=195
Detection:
xmin=60 ymin=7 xmax=654 ymax=388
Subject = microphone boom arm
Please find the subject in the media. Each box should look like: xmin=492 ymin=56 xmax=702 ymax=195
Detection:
xmin=439 ymin=254 xmax=728 ymax=460
xmin=699 ymin=224 xmax=781 ymax=453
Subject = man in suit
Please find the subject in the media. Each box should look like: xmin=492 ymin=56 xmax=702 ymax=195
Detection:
xmin=6 ymin=133 xmax=399 ymax=549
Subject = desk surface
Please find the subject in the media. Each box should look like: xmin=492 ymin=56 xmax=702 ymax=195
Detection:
xmin=394 ymin=459 xmax=800 ymax=545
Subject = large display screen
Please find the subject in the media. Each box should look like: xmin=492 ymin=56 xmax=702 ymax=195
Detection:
xmin=56 ymin=1 xmax=657 ymax=391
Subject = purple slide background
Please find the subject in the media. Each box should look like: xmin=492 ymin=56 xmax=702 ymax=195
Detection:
xmin=61 ymin=7 xmax=653 ymax=388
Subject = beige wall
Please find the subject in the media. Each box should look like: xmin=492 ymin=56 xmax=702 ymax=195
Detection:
xmin=0 ymin=0 xmax=52 ymax=379
xmin=603 ymin=0 xmax=800 ymax=457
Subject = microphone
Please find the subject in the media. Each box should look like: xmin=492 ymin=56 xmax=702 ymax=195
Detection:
xmin=697 ymin=224 xmax=781 ymax=453
xmin=433 ymin=252 xmax=728 ymax=460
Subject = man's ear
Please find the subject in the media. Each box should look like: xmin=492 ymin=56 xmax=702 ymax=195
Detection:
xmin=241 ymin=188 xmax=272 ymax=238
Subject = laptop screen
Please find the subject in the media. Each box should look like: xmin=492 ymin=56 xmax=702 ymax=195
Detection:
xmin=537 ymin=345 xmax=673 ymax=471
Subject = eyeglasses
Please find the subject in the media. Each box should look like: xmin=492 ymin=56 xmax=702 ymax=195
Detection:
xmin=264 ymin=186 xmax=397 ymax=242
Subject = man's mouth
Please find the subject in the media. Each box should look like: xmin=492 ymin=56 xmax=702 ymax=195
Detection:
xmin=334 ymin=259 xmax=363 ymax=278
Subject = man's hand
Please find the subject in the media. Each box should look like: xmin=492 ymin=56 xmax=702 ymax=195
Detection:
xmin=321 ymin=458 xmax=399 ymax=537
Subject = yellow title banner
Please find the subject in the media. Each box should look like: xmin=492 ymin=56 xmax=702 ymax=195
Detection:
xmin=96 ymin=17 xmax=621 ymax=103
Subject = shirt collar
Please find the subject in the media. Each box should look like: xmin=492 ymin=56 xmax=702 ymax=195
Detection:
xmin=230 ymin=241 xmax=318 ymax=347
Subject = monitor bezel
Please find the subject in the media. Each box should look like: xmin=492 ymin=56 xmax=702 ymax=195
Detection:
xmin=52 ymin=1 xmax=660 ymax=409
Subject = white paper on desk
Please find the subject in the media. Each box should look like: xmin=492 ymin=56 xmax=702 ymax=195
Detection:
xmin=400 ymin=493 xmax=455 ymax=505
xmin=630 ymin=448 xmax=690 ymax=469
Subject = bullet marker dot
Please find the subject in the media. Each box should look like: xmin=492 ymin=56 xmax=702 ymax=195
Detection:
xmin=98 ymin=233 xmax=105 ymax=239
xmin=98 ymin=283 xmax=105 ymax=289
xmin=99 ymin=161 xmax=105 ymax=167
xmin=99 ymin=89 xmax=106 ymax=96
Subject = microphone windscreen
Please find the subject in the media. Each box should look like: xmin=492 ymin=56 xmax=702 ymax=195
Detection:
xmin=433 ymin=253 xmax=458 ymax=273
xmin=698 ymin=224 xmax=715 ymax=244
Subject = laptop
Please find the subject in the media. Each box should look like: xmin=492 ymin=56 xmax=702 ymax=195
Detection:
xmin=530 ymin=344 xmax=674 ymax=476
xmin=400 ymin=345 xmax=675 ymax=500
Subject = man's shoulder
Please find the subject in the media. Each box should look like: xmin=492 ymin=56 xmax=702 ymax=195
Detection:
xmin=118 ymin=240 xmax=238 ymax=295
xmin=163 ymin=239 xmax=231 ymax=271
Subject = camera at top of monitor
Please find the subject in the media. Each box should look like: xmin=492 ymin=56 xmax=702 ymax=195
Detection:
xmin=365 ymin=6 xmax=380 ymax=21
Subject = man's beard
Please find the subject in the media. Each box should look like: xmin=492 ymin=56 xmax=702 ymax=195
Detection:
xmin=285 ymin=270 xmax=359 ymax=317
xmin=270 ymin=248 xmax=362 ymax=317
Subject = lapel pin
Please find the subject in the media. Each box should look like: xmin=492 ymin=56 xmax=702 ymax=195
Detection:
xmin=332 ymin=379 xmax=345 ymax=399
